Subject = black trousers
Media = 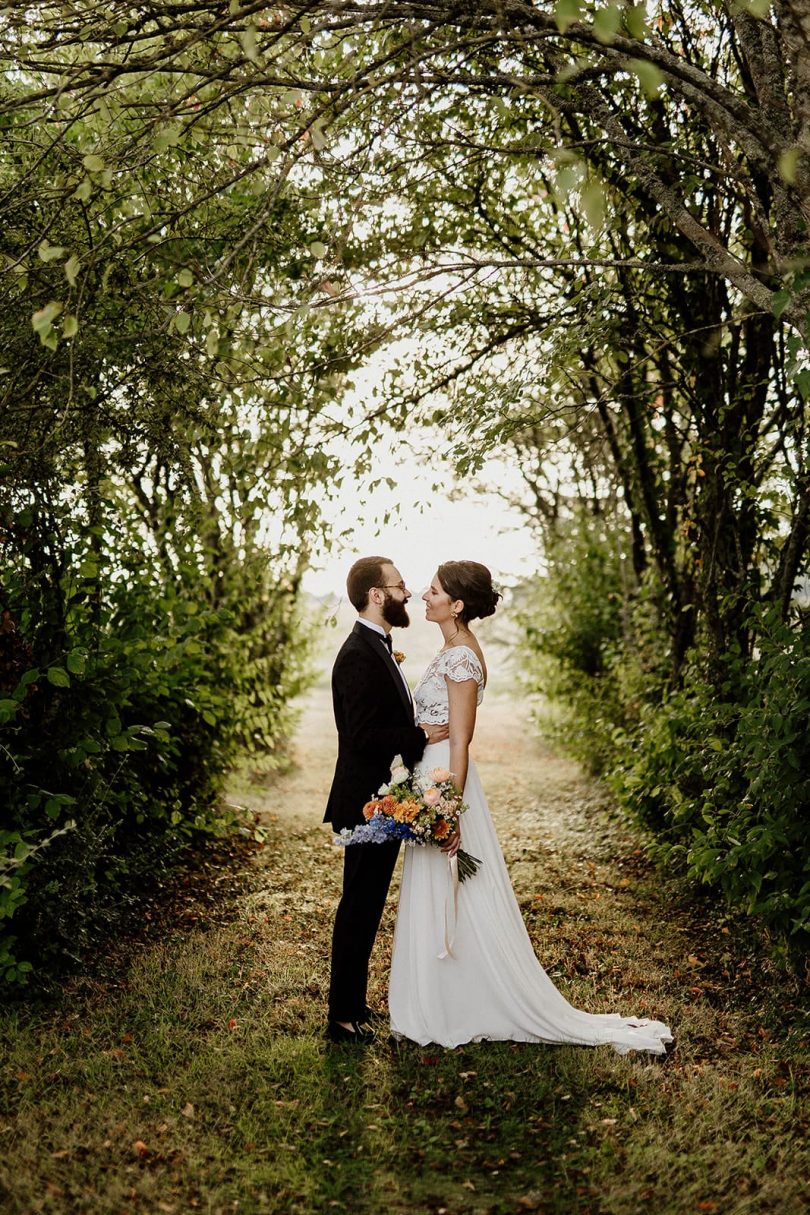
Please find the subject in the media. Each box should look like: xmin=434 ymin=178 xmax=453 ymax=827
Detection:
xmin=328 ymin=840 xmax=400 ymax=1022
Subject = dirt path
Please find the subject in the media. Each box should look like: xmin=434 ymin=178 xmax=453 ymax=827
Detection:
xmin=230 ymin=607 xmax=671 ymax=1025
xmin=240 ymin=606 xmax=630 ymax=862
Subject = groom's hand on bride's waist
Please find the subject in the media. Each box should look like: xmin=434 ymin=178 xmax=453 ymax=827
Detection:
xmin=420 ymin=722 xmax=449 ymax=744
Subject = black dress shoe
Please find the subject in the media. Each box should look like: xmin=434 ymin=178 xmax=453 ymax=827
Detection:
xmin=326 ymin=1020 xmax=376 ymax=1045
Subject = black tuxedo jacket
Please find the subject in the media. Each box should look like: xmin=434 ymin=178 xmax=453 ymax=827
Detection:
xmin=323 ymin=621 xmax=427 ymax=831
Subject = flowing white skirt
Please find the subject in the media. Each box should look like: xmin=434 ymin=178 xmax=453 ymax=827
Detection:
xmin=389 ymin=742 xmax=673 ymax=1054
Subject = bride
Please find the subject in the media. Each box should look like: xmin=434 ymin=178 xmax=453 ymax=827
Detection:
xmin=388 ymin=560 xmax=673 ymax=1055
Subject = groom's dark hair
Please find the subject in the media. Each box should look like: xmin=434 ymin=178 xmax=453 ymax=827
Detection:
xmin=347 ymin=555 xmax=393 ymax=611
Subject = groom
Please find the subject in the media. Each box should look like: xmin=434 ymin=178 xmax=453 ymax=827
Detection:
xmin=324 ymin=556 xmax=448 ymax=1044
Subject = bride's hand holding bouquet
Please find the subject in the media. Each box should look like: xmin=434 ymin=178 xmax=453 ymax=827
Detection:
xmin=335 ymin=755 xmax=481 ymax=882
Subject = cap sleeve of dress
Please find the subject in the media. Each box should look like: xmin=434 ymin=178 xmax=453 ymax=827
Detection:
xmin=441 ymin=646 xmax=484 ymax=687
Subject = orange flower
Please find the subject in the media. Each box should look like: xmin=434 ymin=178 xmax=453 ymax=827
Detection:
xmin=362 ymin=800 xmax=379 ymax=821
xmin=394 ymin=799 xmax=421 ymax=823
xmin=379 ymin=795 xmax=398 ymax=817
xmin=433 ymin=818 xmax=451 ymax=840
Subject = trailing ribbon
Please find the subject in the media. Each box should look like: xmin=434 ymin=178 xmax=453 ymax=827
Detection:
xmin=438 ymin=853 xmax=460 ymax=959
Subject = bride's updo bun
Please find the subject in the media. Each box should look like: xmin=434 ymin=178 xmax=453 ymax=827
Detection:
xmin=437 ymin=561 xmax=502 ymax=624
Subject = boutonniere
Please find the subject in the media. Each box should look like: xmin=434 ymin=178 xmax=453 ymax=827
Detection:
xmin=392 ymin=650 xmax=406 ymax=665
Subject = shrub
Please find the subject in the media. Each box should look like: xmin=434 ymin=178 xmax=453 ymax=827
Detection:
xmin=611 ymin=610 xmax=810 ymax=939
xmin=0 ymin=502 xmax=312 ymax=987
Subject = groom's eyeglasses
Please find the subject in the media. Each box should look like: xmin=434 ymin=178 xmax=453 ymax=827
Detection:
xmin=376 ymin=582 xmax=407 ymax=592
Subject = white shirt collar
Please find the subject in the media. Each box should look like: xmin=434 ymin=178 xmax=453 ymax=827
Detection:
xmin=357 ymin=617 xmax=388 ymax=639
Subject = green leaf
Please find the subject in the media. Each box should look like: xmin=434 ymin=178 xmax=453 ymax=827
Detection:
xmin=554 ymin=0 xmax=584 ymax=32
xmin=31 ymin=301 xmax=63 ymax=333
xmin=778 ymin=148 xmax=799 ymax=184
xmin=175 ymin=311 xmax=191 ymax=334
xmin=772 ymin=289 xmax=791 ymax=319
xmin=629 ymin=58 xmax=664 ymax=97
xmin=177 ymin=268 xmax=194 ymax=288
xmin=733 ymin=0 xmax=771 ymax=15
xmin=64 ymin=254 xmax=81 ymax=286
xmin=82 ymin=153 xmax=105 ymax=172
xmin=66 ymin=650 xmax=86 ymax=675
xmin=593 ymin=4 xmax=622 ymax=43
xmin=581 ymin=180 xmax=606 ymax=230
xmin=62 ymin=315 xmax=79 ymax=338
xmin=73 ymin=178 xmax=92 ymax=202
xmin=309 ymin=241 xmax=327 ymax=259
xmin=38 ymin=241 xmax=66 ymax=263
xmin=154 ymin=124 xmax=183 ymax=151
xmin=47 ymin=667 xmax=70 ymax=688
xmin=623 ymin=5 xmax=648 ymax=38
xmin=239 ymin=24 xmax=259 ymax=61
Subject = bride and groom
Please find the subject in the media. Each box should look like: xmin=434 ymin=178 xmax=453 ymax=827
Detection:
xmin=323 ymin=555 xmax=672 ymax=1054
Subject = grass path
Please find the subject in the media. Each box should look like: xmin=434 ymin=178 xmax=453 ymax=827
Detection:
xmin=1 ymin=628 xmax=808 ymax=1214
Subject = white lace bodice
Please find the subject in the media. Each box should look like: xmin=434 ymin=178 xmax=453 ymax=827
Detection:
xmin=413 ymin=645 xmax=485 ymax=725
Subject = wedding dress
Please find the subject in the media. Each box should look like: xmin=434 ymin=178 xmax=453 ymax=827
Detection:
xmin=388 ymin=645 xmax=673 ymax=1055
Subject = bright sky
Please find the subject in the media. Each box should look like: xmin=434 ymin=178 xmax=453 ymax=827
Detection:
xmin=303 ymin=453 xmax=538 ymax=600
xmin=300 ymin=330 xmax=540 ymax=601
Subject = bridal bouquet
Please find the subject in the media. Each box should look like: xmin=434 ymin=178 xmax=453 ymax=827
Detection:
xmin=335 ymin=756 xmax=481 ymax=882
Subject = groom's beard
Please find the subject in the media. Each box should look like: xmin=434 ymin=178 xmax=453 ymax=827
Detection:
xmin=382 ymin=594 xmax=410 ymax=628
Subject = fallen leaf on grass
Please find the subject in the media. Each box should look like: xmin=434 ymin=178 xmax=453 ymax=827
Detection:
xmin=454 ymin=1096 xmax=469 ymax=1113
xmin=181 ymin=1103 xmax=195 ymax=1118
xmin=132 ymin=1140 xmax=149 ymax=1158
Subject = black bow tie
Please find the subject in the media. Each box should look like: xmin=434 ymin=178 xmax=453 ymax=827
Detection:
xmin=381 ymin=633 xmax=393 ymax=654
